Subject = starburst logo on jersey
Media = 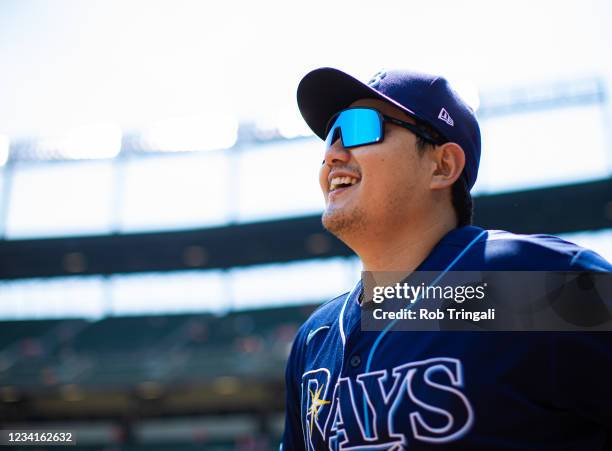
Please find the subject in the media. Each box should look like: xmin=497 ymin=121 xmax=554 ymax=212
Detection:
xmin=308 ymin=384 xmax=330 ymax=435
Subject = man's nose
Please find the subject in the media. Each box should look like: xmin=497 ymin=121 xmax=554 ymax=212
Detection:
xmin=323 ymin=139 xmax=351 ymax=166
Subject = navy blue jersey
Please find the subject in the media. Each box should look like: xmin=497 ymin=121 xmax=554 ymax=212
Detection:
xmin=282 ymin=226 xmax=612 ymax=450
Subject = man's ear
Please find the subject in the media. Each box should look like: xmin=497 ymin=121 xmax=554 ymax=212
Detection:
xmin=429 ymin=142 xmax=466 ymax=190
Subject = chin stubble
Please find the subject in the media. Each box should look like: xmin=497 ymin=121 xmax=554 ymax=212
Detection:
xmin=321 ymin=204 xmax=368 ymax=238
xmin=321 ymin=181 xmax=416 ymax=241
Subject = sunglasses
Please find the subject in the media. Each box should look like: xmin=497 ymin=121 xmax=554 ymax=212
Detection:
xmin=324 ymin=107 xmax=444 ymax=150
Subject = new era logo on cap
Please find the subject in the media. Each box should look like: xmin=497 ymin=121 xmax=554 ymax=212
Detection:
xmin=438 ymin=108 xmax=454 ymax=126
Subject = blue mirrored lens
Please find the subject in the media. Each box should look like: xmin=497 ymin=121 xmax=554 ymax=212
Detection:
xmin=324 ymin=108 xmax=382 ymax=149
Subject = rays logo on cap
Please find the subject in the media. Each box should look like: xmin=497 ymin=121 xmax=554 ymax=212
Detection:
xmin=367 ymin=70 xmax=387 ymax=88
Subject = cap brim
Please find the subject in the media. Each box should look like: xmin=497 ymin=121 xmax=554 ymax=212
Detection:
xmin=297 ymin=67 xmax=419 ymax=140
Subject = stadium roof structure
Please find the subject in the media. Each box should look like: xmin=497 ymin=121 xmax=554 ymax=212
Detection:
xmin=0 ymin=178 xmax=610 ymax=279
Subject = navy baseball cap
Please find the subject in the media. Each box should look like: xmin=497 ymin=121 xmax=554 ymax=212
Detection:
xmin=297 ymin=67 xmax=481 ymax=190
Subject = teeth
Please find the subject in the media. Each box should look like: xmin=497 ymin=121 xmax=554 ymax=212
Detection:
xmin=329 ymin=176 xmax=358 ymax=191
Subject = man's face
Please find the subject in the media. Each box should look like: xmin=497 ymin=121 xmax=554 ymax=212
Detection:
xmin=319 ymin=98 xmax=432 ymax=240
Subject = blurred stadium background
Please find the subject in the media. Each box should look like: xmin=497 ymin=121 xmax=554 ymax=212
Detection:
xmin=0 ymin=0 xmax=611 ymax=450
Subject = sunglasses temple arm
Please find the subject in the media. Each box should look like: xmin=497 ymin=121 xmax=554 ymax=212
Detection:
xmin=383 ymin=116 xmax=442 ymax=145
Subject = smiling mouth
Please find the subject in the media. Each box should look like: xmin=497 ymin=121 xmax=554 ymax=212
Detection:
xmin=329 ymin=176 xmax=359 ymax=193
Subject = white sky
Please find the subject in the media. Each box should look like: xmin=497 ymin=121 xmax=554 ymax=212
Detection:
xmin=0 ymin=0 xmax=611 ymax=138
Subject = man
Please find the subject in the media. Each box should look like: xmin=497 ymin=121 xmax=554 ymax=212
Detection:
xmin=281 ymin=67 xmax=612 ymax=450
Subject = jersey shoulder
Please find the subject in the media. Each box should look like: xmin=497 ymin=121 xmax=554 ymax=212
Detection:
xmin=463 ymin=229 xmax=611 ymax=271
xmin=300 ymin=291 xmax=348 ymax=331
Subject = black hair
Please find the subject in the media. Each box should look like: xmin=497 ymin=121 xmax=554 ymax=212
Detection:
xmin=413 ymin=121 xmax=473 ymax=227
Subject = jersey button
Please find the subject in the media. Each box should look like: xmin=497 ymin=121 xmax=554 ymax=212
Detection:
xmin=349 ymin=355 xmax=361 ymax=368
